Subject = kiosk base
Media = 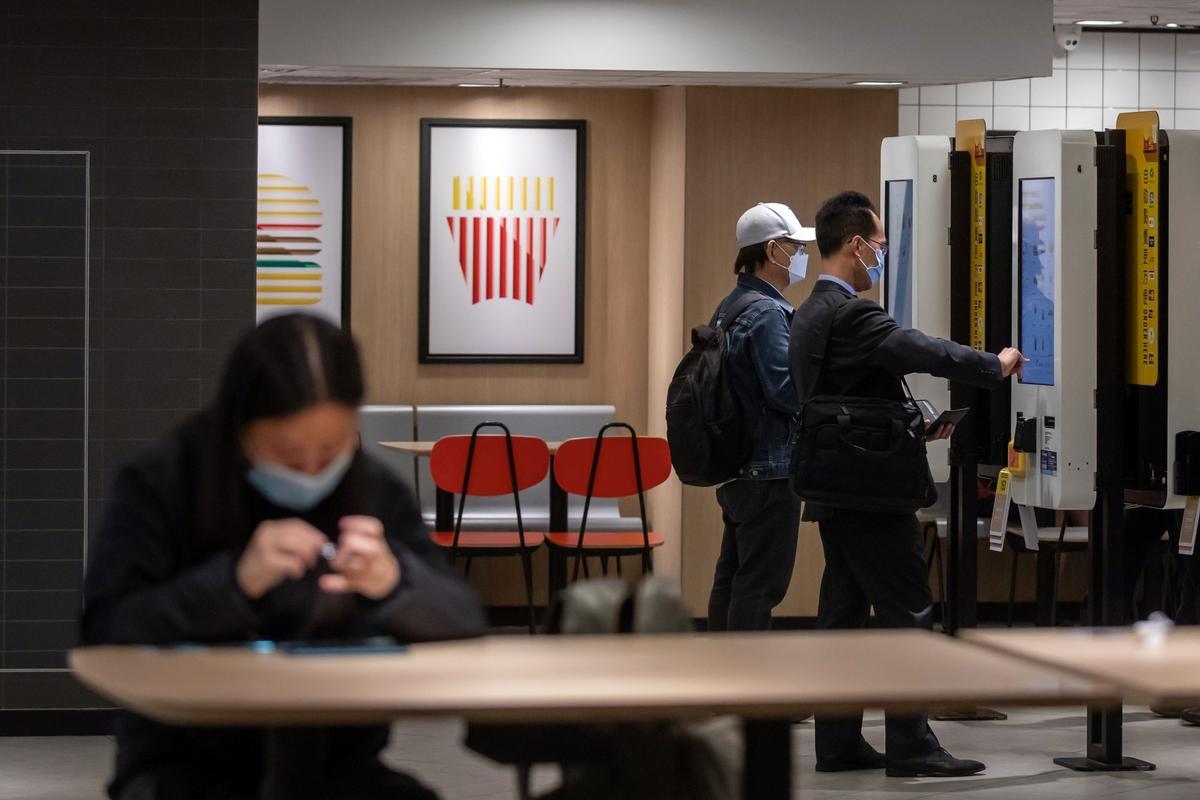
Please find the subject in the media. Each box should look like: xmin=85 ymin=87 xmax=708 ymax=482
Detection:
xmin=931 ymin=707 xmax=1008 ymax=721
xmin=1053 ymin=756 xmax=1156 ymax=772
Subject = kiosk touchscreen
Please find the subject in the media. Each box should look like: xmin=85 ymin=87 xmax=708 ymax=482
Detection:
xmin=880 ymin=136 xmax=952 ymax=481
xmin=1008 ymin=130 xmax=1097 ymax=511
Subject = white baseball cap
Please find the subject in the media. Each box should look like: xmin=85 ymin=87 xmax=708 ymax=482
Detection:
xmin=735 ymin=202 xmax=816 ymax=248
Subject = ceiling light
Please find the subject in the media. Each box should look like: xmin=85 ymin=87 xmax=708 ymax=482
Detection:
xmin=1166 ymin=23 xmax=1181 ymax=28
xmin=458 ymin=83 xmax=495 ymax=88
xmin=853 ymin=81 xmax=906 ymax=87
xmin=1076 ymin=19 xmax=1125 ymax=26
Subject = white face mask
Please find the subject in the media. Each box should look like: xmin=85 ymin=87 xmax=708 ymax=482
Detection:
xmin=769 ymin=241 xmax=808 ymax=285
xmin=246 ymin=449 xmax=354 ymax=511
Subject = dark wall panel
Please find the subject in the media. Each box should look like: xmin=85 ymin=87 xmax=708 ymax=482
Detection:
xmin=1 ymin=0 xmax=258 ymax=710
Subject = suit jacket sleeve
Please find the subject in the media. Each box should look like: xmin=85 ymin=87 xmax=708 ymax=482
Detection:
xmin=844 ymin=298 xmax=1005 ymax=388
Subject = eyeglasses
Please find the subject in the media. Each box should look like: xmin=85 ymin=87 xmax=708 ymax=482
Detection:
xmin=861 ymin=236 xmax=888 ymax=259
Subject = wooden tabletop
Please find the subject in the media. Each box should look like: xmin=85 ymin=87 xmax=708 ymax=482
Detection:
xmin=964 ymin=628 xmax=1200 ymax=706
xmin=380 ymin=441 xmax=564 ymax=457
xmin=69 ymin=630 xmax=1114 ymax=728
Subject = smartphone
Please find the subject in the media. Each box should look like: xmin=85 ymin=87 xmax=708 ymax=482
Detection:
xmin=926 ymin=407 xmax=970 ymax=430
xmin=162 ymin=637 xmax=408 ymax=656
xmin=276 ymin=637 xmax=408 ymax=656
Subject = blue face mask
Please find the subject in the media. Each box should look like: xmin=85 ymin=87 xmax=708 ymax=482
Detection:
xmin=246 ymin=449 xmax=354 ymax=512
xmin=857 ymin=241 xmax=886 ymax=287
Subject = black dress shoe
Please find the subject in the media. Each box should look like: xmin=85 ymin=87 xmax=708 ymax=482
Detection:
xmin=1182 ymin=708 xmax=1200 ymax=726
xmin=1151 ymin=704 xmax=1185 ymax=718
xmin=886 ymin=747 xmax=985 ymax=777
xmin=815 ymin=744 xmax=886 ymax=772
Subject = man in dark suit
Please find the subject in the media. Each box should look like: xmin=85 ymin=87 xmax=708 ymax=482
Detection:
xmin=790 ymin=191 xmax=1024 ymax=777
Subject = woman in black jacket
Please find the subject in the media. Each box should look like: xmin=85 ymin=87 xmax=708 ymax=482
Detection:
xmin=82 ymin=313 xmax=486 ymax=799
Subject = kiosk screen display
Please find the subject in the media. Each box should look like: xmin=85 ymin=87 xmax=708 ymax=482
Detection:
xmin=1019 ymin=177 xmax=1055 ymax=386
xmin=885 ymin=179 xmax=913 ymax=329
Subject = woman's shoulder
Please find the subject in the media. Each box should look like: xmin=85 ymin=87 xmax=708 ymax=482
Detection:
xmin=357 ymin=450 xmax=417 ymax=498
xmin=112 ymin=414 xmax=210 ymax=496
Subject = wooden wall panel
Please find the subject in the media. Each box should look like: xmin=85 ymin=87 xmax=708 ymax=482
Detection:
xmin=678 ymin=87 xmax=897 ymax=617
xmin=258 ymin=85 xmax=651 ymax=425
xmin=259 ymin=86 xmax=653 ymax=605
xmin=645 ymin=87 xmax=688 ymax=579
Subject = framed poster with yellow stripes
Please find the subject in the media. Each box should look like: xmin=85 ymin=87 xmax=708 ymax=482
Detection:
xmin=419 ymin=119 xmax=586 ymax=363
xmin=256 ymin=117 xmax=352 ymax=327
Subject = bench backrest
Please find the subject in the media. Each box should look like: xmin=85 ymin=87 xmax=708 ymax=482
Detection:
xmin=359 ymin=405 xmax=417 ymax=489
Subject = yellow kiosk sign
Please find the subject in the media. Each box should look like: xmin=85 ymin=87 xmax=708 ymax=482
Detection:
xmin=1116 ymin=111 xmax=1160 ymax=386
xmin=955 ymin=119 xmax=987 ymax=351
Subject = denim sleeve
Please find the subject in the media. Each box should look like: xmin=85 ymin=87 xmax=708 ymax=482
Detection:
xmin=747 ymin=306 xmax=800 ymax=414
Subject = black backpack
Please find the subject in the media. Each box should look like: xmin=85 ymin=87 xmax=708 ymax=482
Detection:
xmin=665 ymin=291 xmax=767 ymax=486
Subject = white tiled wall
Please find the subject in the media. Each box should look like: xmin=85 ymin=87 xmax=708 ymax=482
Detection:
xmin=900 ymin=32 xmax=1200 ymax=135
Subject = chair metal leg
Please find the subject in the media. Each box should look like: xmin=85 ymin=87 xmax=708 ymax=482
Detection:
xmin=516 ymin=764 xmax=533 ymax=800
xmin=600 ymin=555 xmax=609 ymax=576
xmin=1050 ymin=545 xmax=1062 ymax=627
xmin=933 ymin=536 xmax=947 ymax=629
xmin=520 ymin=551 xmax=536 ymax=634
xmin=1007 ymin=544 xmax=1020 ymax=628
xmin=616 ymin=557 xmax=623 ymax=577
xmin=582 ymin=557 xmax=590 ymax=579
xmin=642 ymin=549 xmax=652 ymax=575
xmin=463 ymin=557 xmax=473 ymax=578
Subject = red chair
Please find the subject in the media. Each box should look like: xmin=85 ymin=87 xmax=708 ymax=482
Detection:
xmin=546 ymin=423 xmax=671 ymax=581
xmin=430 ymin=422 xmax=550 ymax=633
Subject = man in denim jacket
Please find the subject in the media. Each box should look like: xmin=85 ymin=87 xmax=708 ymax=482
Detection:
xmin=707 ymin=202 xmax=814 ymax=631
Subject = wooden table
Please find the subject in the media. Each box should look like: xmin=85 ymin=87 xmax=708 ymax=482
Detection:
xmin=965 ymin=627 xmax=1200 ymax=706
xmin=70 ymin=630 xmax=1114 ymax=800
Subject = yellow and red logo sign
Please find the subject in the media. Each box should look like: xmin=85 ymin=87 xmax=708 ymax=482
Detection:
xmin=446 ymin=175 xmax=560 ymax=305
xmin=256 ymin=173 xmax=323 ymax=307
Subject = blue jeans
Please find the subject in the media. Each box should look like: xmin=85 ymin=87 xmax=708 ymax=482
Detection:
xmin=707 ymin=479 xmax=800 ymax=631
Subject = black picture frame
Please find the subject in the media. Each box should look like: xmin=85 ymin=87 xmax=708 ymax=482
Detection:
xmin=418 ymin=118 xmax=587 ymax=363
xmin=257 ymin=116 xmax=354 ymax=330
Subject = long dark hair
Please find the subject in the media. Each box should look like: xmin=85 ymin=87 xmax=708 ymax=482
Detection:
xmin=194 ymin=313 xmax=365 ymax=556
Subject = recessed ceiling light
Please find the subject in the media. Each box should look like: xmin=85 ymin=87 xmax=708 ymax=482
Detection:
xmin=458 ymin=83 xmax=495 ymax=88
xmin=1076 ymin=19 xmax=1125 ymax=26
xmin=1166 ymin=22 xmax=1181 ymax=28
xmin=853 ymin=80 xmax=906 ymax=87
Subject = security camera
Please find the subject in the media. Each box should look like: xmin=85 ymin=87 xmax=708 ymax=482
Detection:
xmin=1054 ymin=24 xmax=1083 ymax=51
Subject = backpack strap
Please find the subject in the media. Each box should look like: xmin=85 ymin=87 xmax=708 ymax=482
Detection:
xmin=710 ymin=290 xmax=770 ymax=330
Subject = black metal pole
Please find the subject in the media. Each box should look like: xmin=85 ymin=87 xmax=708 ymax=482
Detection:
xmin=946 ymin=148 xmax=977 ymax=635
xmin=1054 ymin=131 xmax=1153 ymax=773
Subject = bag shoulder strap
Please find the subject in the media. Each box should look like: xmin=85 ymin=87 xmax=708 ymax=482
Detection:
xmin=803 ymin=296 xmax=919 ymax=406
xmin=710 ymin=290 xmax=770 ymax=330
xmin=800 ymin=294 xmax=849 ymax=403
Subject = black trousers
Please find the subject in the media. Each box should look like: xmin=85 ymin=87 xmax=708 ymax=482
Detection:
xmin=707 ymin=478 xmax=801 ymax=631
xmin=814 ymin=509 xmax=940 ymax=761
xmin=1123 ymin=506 xmax=1198 ymax=623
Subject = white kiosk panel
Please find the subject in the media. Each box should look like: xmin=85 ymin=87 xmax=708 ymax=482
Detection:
xmin=880 ymin=135 xmax=952 ymax=482
xmin=1009 ymin=129 xmax=1097 ymax=511
xmin=1165 ymin=130 xmax=1200 ymax=507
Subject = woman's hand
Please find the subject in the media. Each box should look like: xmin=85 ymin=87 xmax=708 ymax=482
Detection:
xmin=319 ymin=516 xmax=402 ymax=600
xmin=236 ymin=519 xmax=328 ymax=600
